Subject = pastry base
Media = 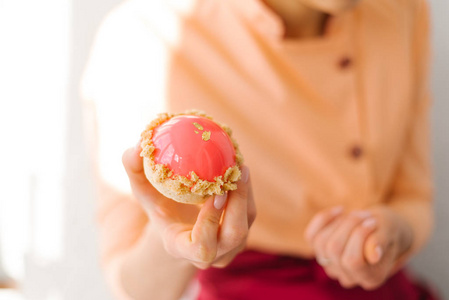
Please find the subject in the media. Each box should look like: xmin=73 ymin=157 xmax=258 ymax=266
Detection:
xmin=143 ymin=157 xmax=208 ymax=204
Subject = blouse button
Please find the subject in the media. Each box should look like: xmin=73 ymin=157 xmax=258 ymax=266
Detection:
xmin=339 ymin=56 xmax=352 ymax=69
xmin=350 ymin=145 xmax=363 ymax=159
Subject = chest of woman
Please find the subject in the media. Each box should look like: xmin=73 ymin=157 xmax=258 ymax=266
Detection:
xmin=165 ymin=2 xmax=416 ymax=210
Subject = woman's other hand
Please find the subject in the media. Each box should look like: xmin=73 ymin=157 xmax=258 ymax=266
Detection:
xmin=122 ymin=144 xmax=256 ymax=269
xmin=305 ymin=205 xmax=413 ymax=290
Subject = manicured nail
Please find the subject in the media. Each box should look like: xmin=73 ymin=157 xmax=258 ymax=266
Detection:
xmin=241 ymin=167 xmax=249 ymax=183
xmin=374 ymin=245 xmax=383 ymax=263
xmin=214 ymin=193 xmax=227 ymax=210
xmin=351 ymin=210 xmax=371 ymax=219
xmin=362 ymin=218 xmax=377 ymax=229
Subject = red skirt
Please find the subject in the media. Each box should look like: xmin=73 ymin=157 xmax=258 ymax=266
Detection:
xmin=197 ymin=250 xmax=438 ymax=300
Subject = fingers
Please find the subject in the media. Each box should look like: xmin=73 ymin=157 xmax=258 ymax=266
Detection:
xmin=122 ymin=145 xmax=163 ymax=208
xmin=216 ymin=166 xmax=252 ymax=257
xmin=306 ymin=209 xmax=381 ymax=288
xmin=312 ymin=216 xmax=344 ymax=267
xmin=159 ymin=195 xmax=225 ymax=266
xmin=211 ymin=243 xmax=246 ymax=268
xmin=340 ymin=217 xmax=378 ymax=271
xmin=305 ymin=206 xmax=344 ymax=242
xmin=307 ymin=206 xmax=411 ymax=291
xmin=206 ymin=166 xmax=254 ymax=268
xmin=131 ymin=159 xmax=254 ymax=270
xmin=313 ymin=212 xmax=372 ymax=283
xmin=325 ymin=211 xmax=372 ymax=263
xmin=246 ymin=168 xmax=257 ymax=228
xmin=189 ymin=195 xmax=227 ymax=263
xmin=364 ymin=231 xmax=385 ymax=265
xmin=363 ymin=208 xmax=412 ymax=267
xmin=167 ymin=166 xmax=254 ymax=269
xmin=340 ymin=217 xmax=391 ymax=290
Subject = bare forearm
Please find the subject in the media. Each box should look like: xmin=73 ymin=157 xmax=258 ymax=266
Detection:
xmin=117 ymin=224 xmax=197 ymax=300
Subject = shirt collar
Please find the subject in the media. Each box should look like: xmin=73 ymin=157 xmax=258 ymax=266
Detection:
xmin=228 ymin=0 xmax=347 ymax=43
xmin=229 ymin=0 xmax=285 ymax=41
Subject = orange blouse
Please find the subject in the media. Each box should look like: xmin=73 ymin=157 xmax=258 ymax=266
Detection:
xmin=82 ymin=0 xmax=433 ymax=294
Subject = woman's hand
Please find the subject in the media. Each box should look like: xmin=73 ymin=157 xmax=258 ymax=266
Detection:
xmin=305 ymin=206 xmax=413 ymax=290
xmin=122 ymin=144 xmax=256 ymax=269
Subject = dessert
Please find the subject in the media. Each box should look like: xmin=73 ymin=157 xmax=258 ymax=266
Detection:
xmin=140 ymin=111 xmax=243 ymax=204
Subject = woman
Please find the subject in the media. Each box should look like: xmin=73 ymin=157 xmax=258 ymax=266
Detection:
xmin=82 ymin=0 xmax=437 ymax=299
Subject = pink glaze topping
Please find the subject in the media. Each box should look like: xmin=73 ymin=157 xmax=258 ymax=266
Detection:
xmin=152 ymin=115 xmax=236 ymax=181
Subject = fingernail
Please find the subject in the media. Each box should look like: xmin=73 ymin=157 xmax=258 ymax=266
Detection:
xmin=374 ymin=245 xmax=383 ymax=263
xmin=214 ymin=193 xmax=227 ymax=210
xmin=351 ymin=210 xmax=371 ymax=219
xmin=362 ymin=218 xmax=377 ymax=228
xmin=241 ymin=167 xmax=249 ymax=183
xmin=331 ymin=206 xmax=344 ymax=215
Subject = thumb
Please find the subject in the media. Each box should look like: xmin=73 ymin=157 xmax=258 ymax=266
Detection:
xmin=188 ymin=194 xmax=227 ymax=263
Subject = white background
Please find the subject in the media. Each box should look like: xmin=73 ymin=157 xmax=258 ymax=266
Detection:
xmin=0 ymin=0 xmax=447 ymax=299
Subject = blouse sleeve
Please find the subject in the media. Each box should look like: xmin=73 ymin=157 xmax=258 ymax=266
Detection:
xmin=385 ymin=0 xmax=433 ymax=262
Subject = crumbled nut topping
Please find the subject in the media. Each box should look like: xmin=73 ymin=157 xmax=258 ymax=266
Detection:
xmin=193 ymin=122 xmax=203 ymax=130
xmin=202 ymin=131 xmax=211 ymax=141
